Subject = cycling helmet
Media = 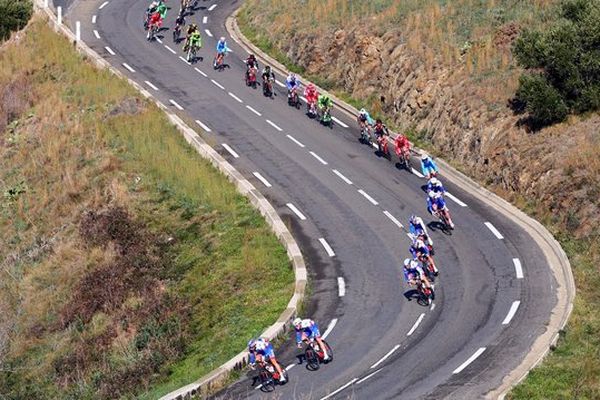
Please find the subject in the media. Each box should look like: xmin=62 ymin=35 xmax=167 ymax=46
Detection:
xmin=292 ymin=317 xmax=302 ymax=328
xmin=403 ymin=258 xmax=411 ymax=267
xmin=409 ymin=215 xmax=417 ymax=224
xmin=248 ymin=339 xmax=256 ymax=349
xmin=428 ymin=190 xmax=436 ymax=199
xmin=429 ymin=177 xmax=439 ymax=186
xmin=415 ymin=239 xmax=425 ymax=249
xmin=359 ymin=108 xmax=367 ymax=115
xmin=255 ymin=339 xmax=267 ymax=351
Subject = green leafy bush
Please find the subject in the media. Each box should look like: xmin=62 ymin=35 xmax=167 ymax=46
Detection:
xmin=513 ymin=0 xmax=600 ymax=127
xmin=0 ymin=0 xmax=32 ymax=41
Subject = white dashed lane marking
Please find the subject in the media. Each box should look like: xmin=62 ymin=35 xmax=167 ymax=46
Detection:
xmin=453 ymin=347 xmax=486 ymax=374
xmin=93 ymin=29 xmax=100 ymax=39
xmin=156 ymin=37 xmax=163 ymax=43
xmin=331 ymin=116 xmax=349 ymax=128
xmin=211 ymin=79 xmax=225 ymax=90
xmin=169 ymin=99 xmax=184 ymax=110
xmin=318 ymin=238 xmax=335 ymax=257
xmin=221 ymin=143 xmax=239 ymax=158
xmin=321 ymin=318 xmax=337 ymax=340
xmin=332 ymin=169 xmax=353 ymax=185
xmin=205 ymin=29 xmax=213 ymax=37
xmin=194 ymin=67 xmax=207 ymax=77
xmin=246 ymin=105 xmax=261 ymax=116
xmin=484 ymin=222 xmax=504 ymax=239
xmin=309 ymin=151 xmax=328 ymax=165
xmin=105 ymin=46 xmax=115 ymax=55
xmin=208 ymin=3 xmax=217 ymax=11
xmin=370 ymin=344 xmax=400 ymax=369
xmin=92 ymin=15 xmax=97 ymax=23
xmin=513 ymin=258 xmax=524 ymax=279
xmin=407 ymin=313 xmax=425 ymax=336
xmin=202 ymin=16 xmax=208 ymax=24
xmin=228 ymin=92 xmax=243 ymax=103
xmin=286 ymin=135 xmax=305 ymax=148
xmin=383 ymin=210 xmax=403 ymax=228
xmin=446 ymin=192 xmax=468 ymax=207
xmin=164 ymin=45 xmax=177 ymax=54
xmin=275 ymin=80 xmax=286 ymax=88
xmin=358 ymin=189 xmax=379 ymax=205
xmin=337 ymin=277 xmax=345 ymax=297
xmin=122 ymin=63 xmax=135 ymax=72
xmin=252 ymin=172 xmax=272 ymax=188
xmin=266 ymin=119 xmax=283 ymax=131
xmin=195 ymin=120 xmax=211 ymax=132
xmin=98 ymin=1 xmax=109 ymax=9
xmin=144 ymin=81 xmax=159 ymax=91
xmin=502 ymin=301 xmax=521 ymax=325
xmin=178 ymin=56 xmax=191 ymax=65
xmin=411 ymin=168 xmax=425 ymax=178
xmin=286 ymin=203 xmax=307 ymax=220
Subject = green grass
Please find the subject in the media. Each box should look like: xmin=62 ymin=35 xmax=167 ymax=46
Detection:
xmin=0 ymin=18 xmax=294 ymax=399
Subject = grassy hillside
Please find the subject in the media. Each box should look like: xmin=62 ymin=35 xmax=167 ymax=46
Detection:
xmin=238 ymin=0 xmax=600 ymax=398
xmin=0 ymin=19 xmax=293 ymax=399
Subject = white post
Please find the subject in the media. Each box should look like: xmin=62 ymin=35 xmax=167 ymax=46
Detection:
xmin=57 ymin=6 xmax=62 ymax=25
xmin=44 ymin=0 xmax=48 ymax=8
xmin=76 ymin=21 xmax=81 ymax=41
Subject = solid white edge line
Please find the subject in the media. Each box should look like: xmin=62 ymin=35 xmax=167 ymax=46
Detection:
xmin=194 ymin=67 xmax=207 ymax=77
xmin=446 ymin=192 xmax=468 ymax=207
xmin=513 ymin=258 xmax=524 ymax=279
xmin=202 ymin=16 xmax=208 ymax=24
xmin=453 ymin=347 xmax=486 ymax=374
xmin=358 ymin=189 xmax=379 ymax=205
xmin=211 ymin=79 xmax=225 ymax=90
xmin=407 ymin=313 xmax=425 ymax=336
xmin=169 ymin=99 xmax=184 ymax=111
xmin=337 ymin=277 xmax=345 ymax=297
xmin=383 ymin=211 xmax=403 ymax=229
xmin=205 ymin=29 xmax=213 ymax=37
xmin=332 ymin=169 xmax=353 ymax=185
xmin=252 ymin=172 xmax=272 ymax=188
xmin=246 ymin=105 xmax=262 ymax=116
xmin=286 ymin=135 xmax=305 ymax=148
xmin=309 ymin=151 xmax=328 ymax=165
xmin=502 ymin=301 xmax=521 ymax=325
xmin=195 ymin=120 xmax=211 ymax=132
xmin=411 ymin=168 xmax=425 ymax=178
xmin=122 ymin=63 xmax=135 ymax=72
xmin=228 ymin=92 xmax=243 ymax=103
xmin=92 ymin=15 xmax=97 ymax=23
xmin=144 ymin=81 xmax=159 ymax=91
xmin=484 ymin=222 xmax=504 ymax=239
xmin=266 ymin=119 xmax=283 ymax=131
xmin=105 ymin=46 xmax=115 ymax=55
xmin=98 ymin=1 xmax=109 ymax=9
xmin=370 ymin=344 xmax=401 ymax=369
xmin=320 ymin=379 xmax=358 ymax=400
xmin=321 ymin=318 xmax=337 ymax=340
xmin=208 ymin=3 xmax=217 ymax=11
xmin=331 ymin=116 xmax=349 ymax=128
xmin=285 ymin=364 xmax=295 ymax=371
xmin=178 ymin=56 xmax=191 ymax=65
xmin=164 ymin=45 xmax=176 ymax=54
xmin=318 ymin=238 xmax=335 ymax=257
xmin=221 ymin=143 xmax=239 ymax=158
xmin=275 ymin=80 xmax=286 ymax=88
xmin=356 ymin=368 xmax=383 ymax=385
xmin=93 ymin=29 xmax=100 ymax=39
xmin=286 ymin=203 xmax=307 ymax=220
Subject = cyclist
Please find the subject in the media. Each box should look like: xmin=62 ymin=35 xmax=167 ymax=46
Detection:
xmin=215 ymin=36 xmax=230 ymax=66
xmin=357 ymin=108 xmax=374 ymax=129
xmin=145 ymin=0 xmax=159 ymax=27
xmin=304 ymin=83 xmax=319 ymax=114
xmin=245 ymin=53 xmax=259 ymax=70
xmin=373 ymin=119 xmax=390 ymax=155
xmin=188 ymin=29 xmax=202 ymax=53
xmin=427 ymin=177 xmax=445 ymax=195
xmin=183 ymin=23 xmax=198 ymax=51
xmin=262 ymin=65 xmax=275 ymax=82
xmin=317 ymin=93 xmax=333 ymax=119
xmin=248 ymin=338 xmax=286 ymax=382
xmin=403 ymin=258 xmax=432 ymax=290
xmin=409 ymin=214 xmax=433 ymax=248
xmin=427 ymin=192 xmax=455 ymax=229
xmin=293 ymin=318 xmax=330 ymax=361
xmin=394 ymin=133 xmax=411 ymax=159
xmin=148 ymin=10 xmax=163 ymax=32
xmin=286 ymin=73 xmax=301 ymax=93
xmin=156 ymin=0 xmax=167 ymax=19
xmin=421 ymin=153 xmax=439 ymax=178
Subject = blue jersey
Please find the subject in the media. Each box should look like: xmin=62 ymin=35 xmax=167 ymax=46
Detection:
xmin=286 ymin=76 xmax=300 ymax=90
xmin=295 ymin=320 xmax=321 ymax=343
xmin=410 ymin=243 xmax=430 ymax=259
xmin=427 ymin=195 xmax=447 ymax=213
xmin=216 ymin=40 xmax=229 ymax=54
xmin=409 ymin=221 xmax=426 ymax=237
xmin=427 ymin=182 xmax=445 ymax=195
xmin=404 ymin=266 xmax=425 ymax=282
xmin=249 ymin=340 xmax=275 ymax=364
xmin=421 ymin=157 xmax=439 ymax=176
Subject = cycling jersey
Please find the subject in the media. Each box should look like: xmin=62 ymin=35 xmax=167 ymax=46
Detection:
xmin=421 ymin=157 xmax=439 ymax=177
xmin=249 ymin=339 xmax=275 ymax=364
xmin=427 ymin=195 xmax=447 ymax=214
xmin=295 ymin=319 xmax=321 ymax=344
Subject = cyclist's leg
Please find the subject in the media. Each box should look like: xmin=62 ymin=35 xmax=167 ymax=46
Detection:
xmin=266 ymin=350 xmax=285 ymax=379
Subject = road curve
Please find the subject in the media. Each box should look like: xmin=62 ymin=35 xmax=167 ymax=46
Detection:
xmin=58 ymin=0 xmax=562 ymax=398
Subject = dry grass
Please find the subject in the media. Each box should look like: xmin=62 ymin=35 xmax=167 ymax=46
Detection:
xmin=0 ymin=18 xmax=293 ymax=399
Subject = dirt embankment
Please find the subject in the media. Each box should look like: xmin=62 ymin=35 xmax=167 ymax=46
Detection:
xmin=241 ymin=6 xmax=600 ymax=237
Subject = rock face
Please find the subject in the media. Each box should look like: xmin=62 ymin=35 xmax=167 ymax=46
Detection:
xmin=242 ymin=12 xmax=600 ymax=236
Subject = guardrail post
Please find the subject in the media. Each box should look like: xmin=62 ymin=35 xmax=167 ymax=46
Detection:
xmin=76 ymin=21 xmax=81 ymax=41
xmin=57 ymin=6 xmax=62 ymax=25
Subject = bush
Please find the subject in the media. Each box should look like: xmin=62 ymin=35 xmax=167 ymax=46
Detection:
xmin=513 ymin=0 xmax=600 ymax=127
xmin=0 ymin=0 xmax=32 ymax=41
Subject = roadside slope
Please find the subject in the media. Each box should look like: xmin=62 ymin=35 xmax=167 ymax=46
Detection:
xmin=0 ymin=19 xmax=294 ymax=399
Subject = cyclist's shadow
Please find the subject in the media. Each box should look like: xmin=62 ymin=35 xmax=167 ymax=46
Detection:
xmin=403 ymin=289 xmax=420 ymax=301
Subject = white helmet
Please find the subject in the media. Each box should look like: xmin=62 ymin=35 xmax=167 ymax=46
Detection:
xmin=415 ymin=239 xmax=425 ymax=249
xmin=403 ymin=258 xmax=411 ymax=267
xmin=428 ymin=190 xmax=436 ymax=199
xmin=255 ymin=338 xmax=267 ymax=351
xmin=429 ymin=177 xmax=439 ymax=186
xmin=220 ymin=36 xmax=226 ymax=42
xmin=421 ymin=152 xmax=429 ymax=161
xmin=293 ymin=317 xmax=302 ymax=328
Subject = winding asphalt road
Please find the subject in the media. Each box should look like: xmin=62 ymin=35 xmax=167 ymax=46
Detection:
xmin=58 ymin=0 xmax=558 ymax=398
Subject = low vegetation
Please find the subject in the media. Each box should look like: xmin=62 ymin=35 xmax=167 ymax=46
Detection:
xmin=238 ymin=0 xmax=600 ymax=398
xmin=0 ymin=18 xmax=293 ymax=399
xmin=0 ymin=0 xmax=32 ymax=41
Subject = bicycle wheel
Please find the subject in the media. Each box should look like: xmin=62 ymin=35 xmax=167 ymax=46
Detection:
xmin=259 ymin=370 xmax=275 ymax=392
xmin=305 ymin=347 xmax=320 ymax=371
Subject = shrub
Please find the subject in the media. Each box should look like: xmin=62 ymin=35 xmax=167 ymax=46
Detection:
xmin=0 ymin=0 xmax=32 ymax=41
xmin=513 ymin=0 xmax=600 ymax=127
